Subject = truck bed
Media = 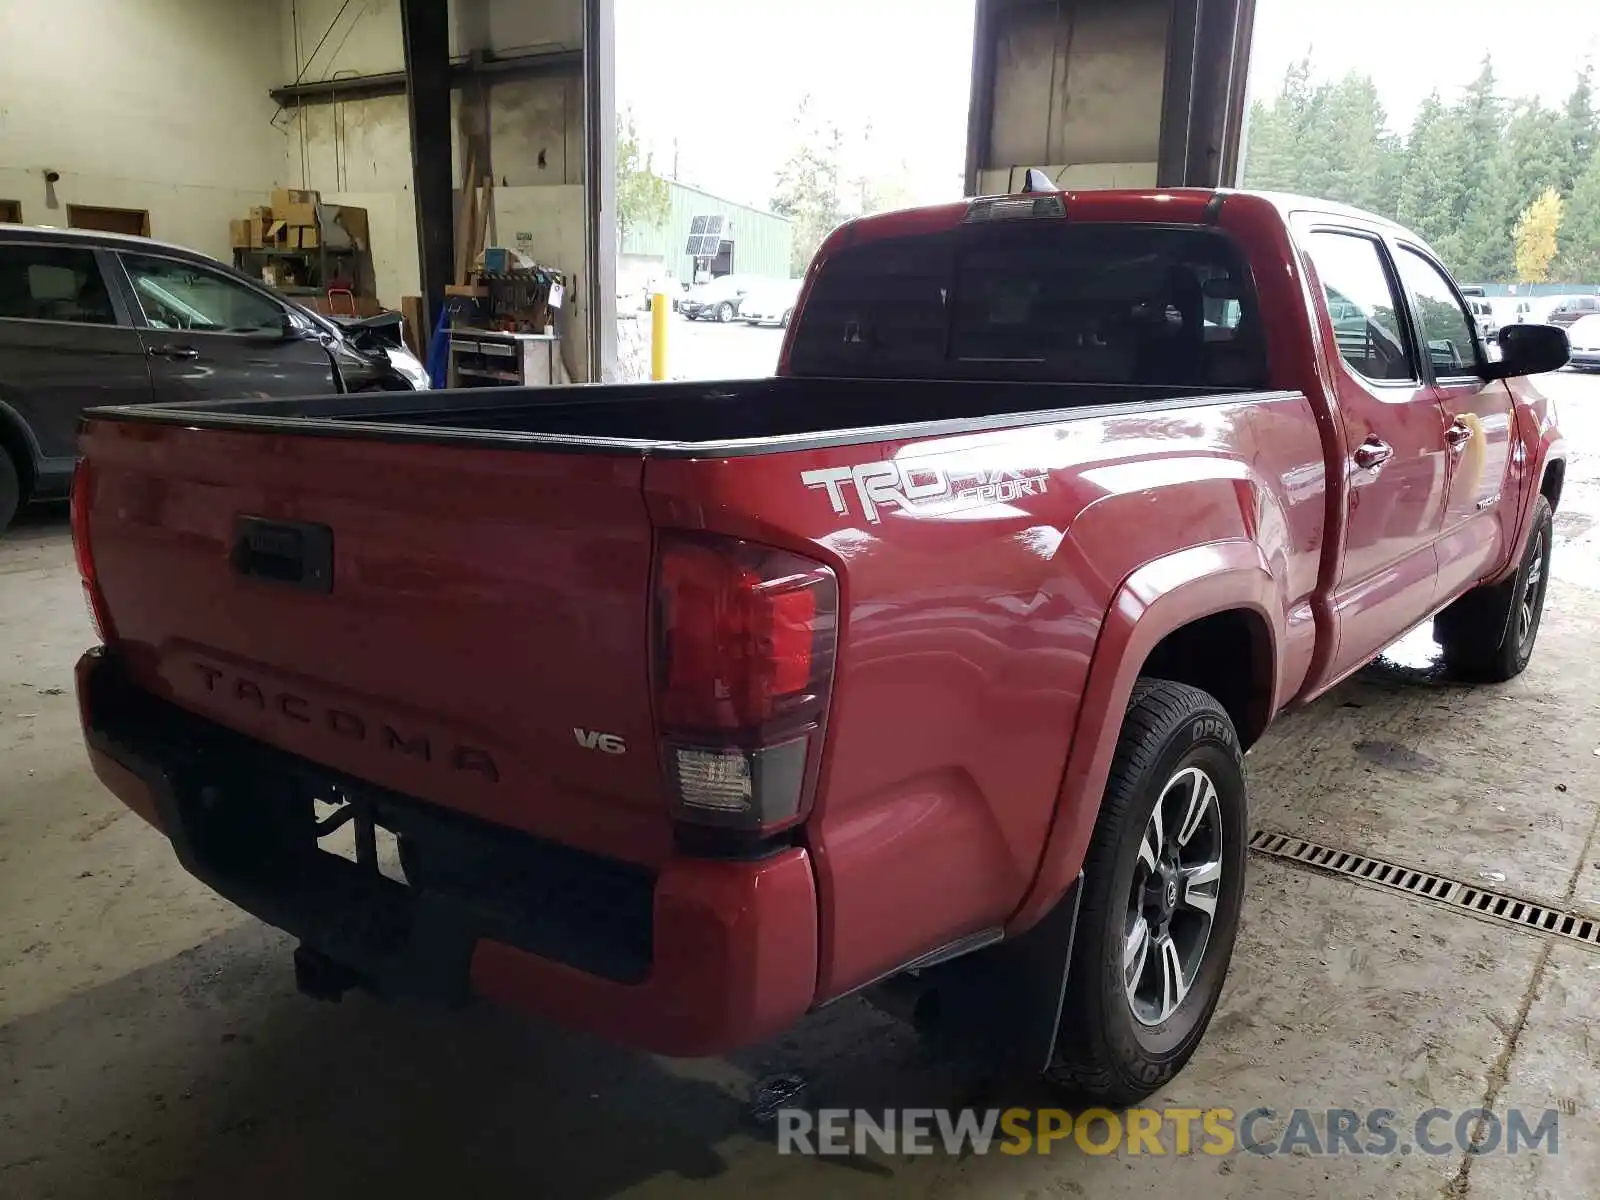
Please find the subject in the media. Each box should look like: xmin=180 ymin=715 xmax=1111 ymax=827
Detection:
xmin=85 ymin=377 xmax=1268 ymax=454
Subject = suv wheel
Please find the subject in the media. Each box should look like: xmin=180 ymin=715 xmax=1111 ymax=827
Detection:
xmin=1046 ymin=679 xmax=1248 ymax=1106
xmin=0 ymin=449 xmax=20 ymax=534
xmin=717 ymin=301 xmax=735 ymax=323
xmin=1434 ymin=496 xmax=1554 ymax=682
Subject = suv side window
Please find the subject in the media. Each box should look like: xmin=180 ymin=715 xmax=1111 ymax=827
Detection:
xmin=1394 ymin=247 xmax=1479 ymax=377
xmin=120 ymin=253 xmax=285 ymax=333
xmin=1304 ymin=232 xmax=1415 ymax=382
xmin=0 ymin=244 xmax=118 ymax=325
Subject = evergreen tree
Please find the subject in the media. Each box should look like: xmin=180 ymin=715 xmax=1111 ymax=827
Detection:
xmin=1241 ymin=58 xmax=1319 ymax=193
xmin=1503 ymin=101 xmax=1568 ymax=217
xmin=1397 ymin=94 xmax=1467 ymax=249
xmin=1453 ymin=145 xmax=1518 ymax=282
xmin=1241 ymin=55 xmax=1600 ymax=284
xmin=1322 ymin=73 xmax=1402 ymax=215
xmin=1560 ymin=62 xmax=1598 ymax=193
xmin=1555 ymin=152 xmax=1600 ymax=282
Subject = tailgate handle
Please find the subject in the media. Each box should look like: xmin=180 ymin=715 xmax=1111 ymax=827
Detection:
xmin=230 ymin=517 xmax=334 ymax=593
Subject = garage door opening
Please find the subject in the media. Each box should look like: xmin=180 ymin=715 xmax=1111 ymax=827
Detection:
xmin=66 ymin=206 xmax=151 ymax=238
xmin=612 ymin=0 xmax=975 ymax=381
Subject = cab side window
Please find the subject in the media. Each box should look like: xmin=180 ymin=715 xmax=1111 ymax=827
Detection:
xmin=1394 ymin=248 xmax=1479 ymax=377
xmin=120 ymin=253 xmax=285 ymax=334
xmin=1304 ymin=232 xmax=1415 ymax=382
xmin=0 ymin=244 xmax=117 ymax=325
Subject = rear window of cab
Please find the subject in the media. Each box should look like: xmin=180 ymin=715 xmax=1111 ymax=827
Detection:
xmin=787 ymin=222 xmax=1268 ymax=389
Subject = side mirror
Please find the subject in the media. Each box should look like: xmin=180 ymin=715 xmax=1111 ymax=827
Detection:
xmin=1486 ymin=323 xmax=1569 ymax=380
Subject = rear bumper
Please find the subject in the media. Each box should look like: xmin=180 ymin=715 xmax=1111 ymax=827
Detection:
xmin=76 ymin=648 xmax=819 ymax=1056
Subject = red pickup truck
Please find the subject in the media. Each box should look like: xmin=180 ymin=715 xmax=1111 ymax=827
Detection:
xmin=71 ymin=188 xmax=1569 ymax=1105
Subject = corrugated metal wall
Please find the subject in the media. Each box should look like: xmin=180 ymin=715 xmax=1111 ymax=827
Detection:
xmin=621 ymin=181 xmax=794 ymax=282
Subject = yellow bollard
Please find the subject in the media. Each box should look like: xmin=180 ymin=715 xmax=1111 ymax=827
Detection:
xmin=651 ymin=292 xmax=669 ymax=381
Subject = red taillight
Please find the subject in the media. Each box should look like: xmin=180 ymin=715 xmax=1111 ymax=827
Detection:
xmin=71 ymin=458 xmax=115 ymax=644
xmin=654 ymin=533 xmax=838 ymax=833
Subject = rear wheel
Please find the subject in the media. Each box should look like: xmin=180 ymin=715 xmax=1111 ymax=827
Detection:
xmin=1046 ymin=679 xmax=1248 ymax=1105
xmin=1434 ymin=496 xmax=1554 ymax=682
xmin=0 ymin=449 xmax=20 ymax=534
xmin=780 ymin=308 xmax=794 ymax=329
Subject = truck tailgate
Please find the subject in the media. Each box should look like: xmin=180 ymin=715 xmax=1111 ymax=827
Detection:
xmin=79 ymin=418 xmax=672 ymax=867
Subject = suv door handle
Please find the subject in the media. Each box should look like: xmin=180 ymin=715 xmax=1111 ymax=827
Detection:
xmin=1444 ymin=419 xmax=1474 ymax=450
xmin=1353 ymin=436 xmax=1394 ymax=470
xmin=147 ymin=344 xmax=200 ymax=361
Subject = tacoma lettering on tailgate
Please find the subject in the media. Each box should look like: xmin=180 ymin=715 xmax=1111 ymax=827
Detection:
xmin=190 ymin=661 xmax=501 ymax=782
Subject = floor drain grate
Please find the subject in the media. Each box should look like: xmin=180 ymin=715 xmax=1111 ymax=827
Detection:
xmin=1249 ymin=829 xmax=1600 ymax=949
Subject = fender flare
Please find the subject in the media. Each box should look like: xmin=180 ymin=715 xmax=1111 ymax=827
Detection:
xmin=1005 ymin=539 xmax=1284 ymax=935
xmin=1482 ymin=401 xmax=1566 ymax=588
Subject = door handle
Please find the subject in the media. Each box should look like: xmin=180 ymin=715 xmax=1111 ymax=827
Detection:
xmin=1444 ymin=419 xmax=1474 ymax=450
xmin=147 ymin=344 xmax=200 ymax=361
xmin=1353 ymin=436 xmax=1394 ymax=470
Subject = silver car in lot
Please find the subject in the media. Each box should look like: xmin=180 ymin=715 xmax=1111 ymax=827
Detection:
xmin=736 ymin=278 xmax=803 ymax=328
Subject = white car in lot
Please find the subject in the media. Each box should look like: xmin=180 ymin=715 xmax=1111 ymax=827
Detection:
xmin=1466 ymin=297 xmax=1498 ymax=344
xmin=1566 ymin=313 xmax=1600 ymax=371
xmin=737 ymin=278 xmax=803 ymax=328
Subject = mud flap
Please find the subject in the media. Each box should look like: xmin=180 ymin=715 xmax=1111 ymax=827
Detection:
xmin=877 ymin=874 xmax=1082 ymax=1076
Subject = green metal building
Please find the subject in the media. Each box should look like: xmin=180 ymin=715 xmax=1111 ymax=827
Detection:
xmin=620 ymin=181 xmax=794 ymax=286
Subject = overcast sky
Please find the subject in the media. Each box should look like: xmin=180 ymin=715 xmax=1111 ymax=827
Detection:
xmin=1250 ymin=0 xmax=1599 ymax=121
xmin=615 ymin=0 xmax=1600 ymax=211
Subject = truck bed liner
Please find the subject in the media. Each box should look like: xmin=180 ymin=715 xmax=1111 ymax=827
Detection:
xmin=85 ymin=378 xmax=1276 ymax=456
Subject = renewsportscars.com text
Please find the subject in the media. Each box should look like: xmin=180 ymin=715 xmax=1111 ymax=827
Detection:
xmin=776 ymin=1106 xmax=1560 ymax=1158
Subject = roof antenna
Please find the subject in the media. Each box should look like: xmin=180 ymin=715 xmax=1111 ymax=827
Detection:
xmin=1021 ymin=168 xmax=1056 ymax=194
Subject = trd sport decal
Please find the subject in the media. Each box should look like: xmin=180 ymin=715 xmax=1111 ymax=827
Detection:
xmin=801 ymin=460 xmax=1051 ymax=523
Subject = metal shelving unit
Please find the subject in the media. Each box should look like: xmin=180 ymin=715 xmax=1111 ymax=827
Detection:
xmin=232 ymin=244 xmax=361 ymax=297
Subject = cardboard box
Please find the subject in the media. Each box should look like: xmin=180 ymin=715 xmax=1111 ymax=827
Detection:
xmin=332 ymin=205 xmax=368 ymax=251
xmin=278 ymin=201 xmax=317 ymax=228
xmin=264 ymin=219 xmax=288 ymax=245
xmin=248 ymin=219 xmax=265 ymax=249
xmin=270 ymin=188 xmax=318 ymax=211
xmin=401 ymin=295 xmax=427 ymax=356
xmin=229 ymin=219 xmax=251 ymax=249
xmin=249 ymin=205 xmax=274 ymax=223
xmin=297 ymin=225 xmax=320 ymax=250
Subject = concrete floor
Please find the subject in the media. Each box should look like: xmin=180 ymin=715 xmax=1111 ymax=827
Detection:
xmin=2 ymin=373 xmax=1598 ymax=1199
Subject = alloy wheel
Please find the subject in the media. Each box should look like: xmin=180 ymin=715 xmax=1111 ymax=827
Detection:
xmin=1124 ymin=766 xmax=1224 ymax=1026
xmin=1518 ymin=533 xmax=1546 ymax=652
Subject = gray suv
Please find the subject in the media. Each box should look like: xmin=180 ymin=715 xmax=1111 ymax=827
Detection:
xmin=0 ymin=226 xmax=423 ymax=531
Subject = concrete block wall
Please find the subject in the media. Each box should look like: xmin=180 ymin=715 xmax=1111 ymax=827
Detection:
xmin=0 ymin=0 xmax=289 ymax=261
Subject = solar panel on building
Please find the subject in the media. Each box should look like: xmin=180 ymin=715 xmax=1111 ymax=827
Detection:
xmin=685 ymin=214 xmax=727 ymax=257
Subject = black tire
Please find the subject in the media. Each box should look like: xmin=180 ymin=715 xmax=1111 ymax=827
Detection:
xmin=0 ymin=449 xmax=20 ymax=534
xmin=1046 ymin=679 xmax=1248 ymax=1106
xmin=717 ymin=302 xmax=735 ymax=323
xmin=1434 ymin=496 xmax=1554 ymax=682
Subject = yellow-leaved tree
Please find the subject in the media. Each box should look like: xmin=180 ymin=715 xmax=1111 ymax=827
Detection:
xmin=1513 ymin=187 xmax=1564 ymax=283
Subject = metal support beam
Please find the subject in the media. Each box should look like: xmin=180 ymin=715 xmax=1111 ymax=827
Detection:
xmin=1156 ymin=0 xmax=1256 ymax=187
xmin=400 ymin=0 xmax=455 ymax=332
xmin=584 ymin=0 xmax=617 ymax=382
xmin=964 ymin=0 xmax=1000 ymax=196
xmin=268 ymin=48 xmax=583 ymax=108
